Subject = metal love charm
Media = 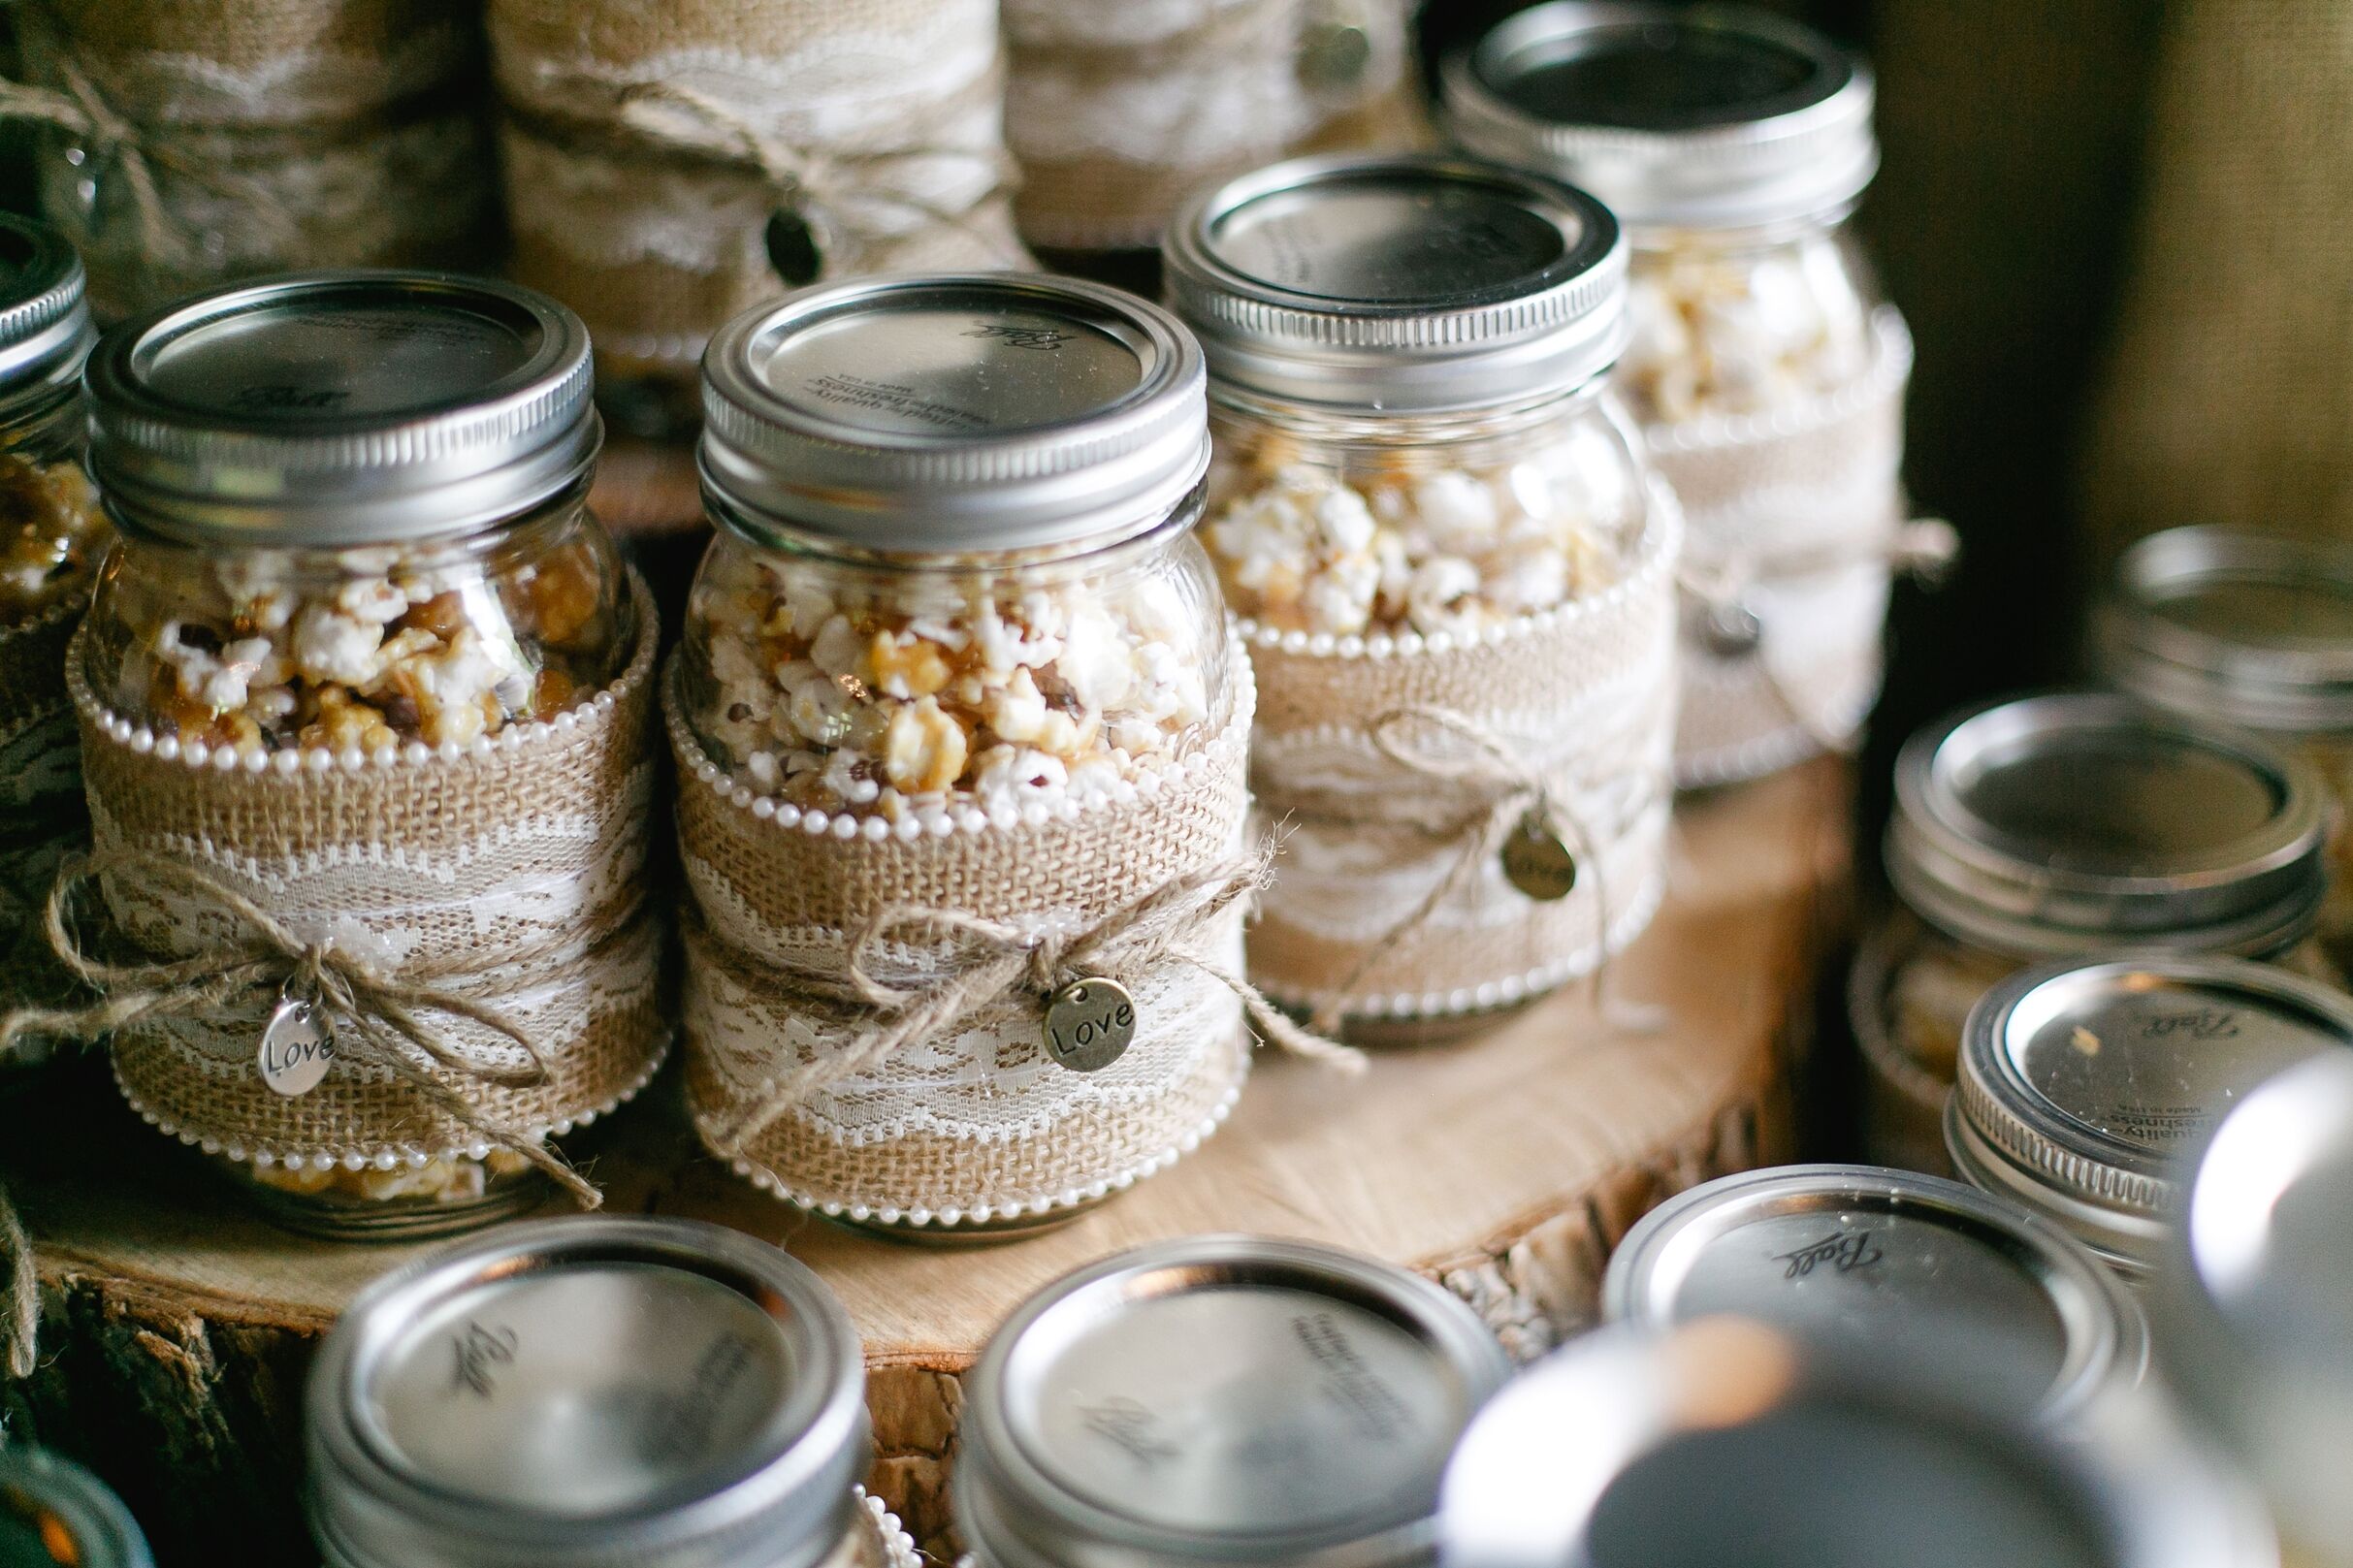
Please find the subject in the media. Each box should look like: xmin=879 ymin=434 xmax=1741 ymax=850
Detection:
xmin=1701 ymin=598 xmax=1765 ymax=657
xmin=258 ymin=991 xmax=337 ymax=1097
xmin=765 ymin=207 xmax=829 ymax=287
xmin=1043 ymin=976 xmax=1137 ymax=1072
xmin=1500 ymin=809 xmax=1578 ymax=902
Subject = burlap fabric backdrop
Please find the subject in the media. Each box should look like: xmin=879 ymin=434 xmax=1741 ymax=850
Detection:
xmin=1664 ymin=309 xmax=1915 ymax=785
xmin=673 ymin=656 xmax=1259 ymax=1227
xmin=490 ymin=0 xmax=1029 ymax=386
xmin=6 ymin=0 xmax=496 ymax=320
xmin=2079 ymin=1 xmax=2353 ymax=557
xmin=75 ymin=573 xmax=667 ymax=1177
xmin=1003 ymin=0 xmax=1427 ymax=254
xmin=1247 ymin=478 xmax=1682 ymax=1026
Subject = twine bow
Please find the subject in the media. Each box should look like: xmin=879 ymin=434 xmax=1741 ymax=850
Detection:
xmin=0 ymin=848 xmax=600 ymax=1209
xmin=0 ymin=5 xmax=301 ymax=276
xmin=708 ymin=839 xmax=1361 ymax=1158
xmin=1305 ymin=705 xmax=1665 ymax=1037
xmin=608 ymin=77 xmax=1025 ymax=279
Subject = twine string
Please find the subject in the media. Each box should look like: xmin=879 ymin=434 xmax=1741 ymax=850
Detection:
xmin=710 ymin=839 xmax=1362 ymax=1157
xmin=0 ymin=1184 xmax=34 ymax=1380
xmin=0 ymin=848 xmax=599 ymax=1208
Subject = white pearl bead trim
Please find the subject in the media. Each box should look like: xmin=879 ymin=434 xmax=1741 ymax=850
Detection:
xmin=1672 ymin=681 xmax=1877 ymax=790
xmin=857 ymin=1491 xmax=921 ymax=1568
xmin=1644 ymin=309 xmax=1914 ymax=456
xmin=66 ymin=568 xmax=657 ymax=776
xmin=1238 ymin=475 xmax=1684 ymax=661
xmin=114 ymin=1032 xmax=672 ymax=1170
xmin=1259 ymin=873 xmax=1667 ymax=1020
xmin=669 ymin=635 xmax=1259 ymax=841
xmin=716 ymin=1075 xmax=1243 ymax=1229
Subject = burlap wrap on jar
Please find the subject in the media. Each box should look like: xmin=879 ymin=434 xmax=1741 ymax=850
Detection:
xmin=0 ymin=601 xmax=84 ymax=1046
xmin=1003 ymin=0 xmax=1426 ymax=255
xmin=488 ymin=0 xmax=1030 ymax=388
xmin=1247 ymin=480 xmax=1681 ymax=1027
xmin=672 ymin=656 xmax=1258 ymax=1230
xmin=1661 ymin=309 xmax=1930 ymax=786
xmin=69 ymin=572 xmax=666 ymax=1177
xmin=5 ymin=0 xmax=497 ymax=321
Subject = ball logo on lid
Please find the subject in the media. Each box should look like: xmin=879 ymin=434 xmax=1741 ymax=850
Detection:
xmin=964 ymin=323 xmax=1076 ymax=352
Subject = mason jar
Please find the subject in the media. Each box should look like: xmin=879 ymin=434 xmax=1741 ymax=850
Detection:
xmin=1441 ymin=1318 xmax=2276 ymax=1568
xmin=2099 ymin=526 xmax=2353 ymax=979
xmin=673 ymin=274 xmax=1257 ymax=1238
xmin=1165 ymin=152 xmax=1680 ymax=1042
xmin=306 ymin=1216 xmax=914 ymax=1568
xmin=1950 ymin=953 xmax=2353 ymax=1285
xmin=0 ymin=1445 xmax=153 ymax=1568
xmin=75 ymin=272 xmax=666 ymax=1237
xmin=2157 ymin=1051 xmax=2353 ymax=1568
xmin=1855 ymin=691 xmax=2331 ymax=1174
xmin=1444 ymin=2 xmax=1920 ymax=785
xmin=954 ymin=1235 xmax=1510 ymax=1568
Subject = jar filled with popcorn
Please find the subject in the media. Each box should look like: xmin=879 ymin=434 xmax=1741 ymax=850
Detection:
xmin=1856 ymin=692 xmax=2332 ymax=1175
xmin=1446 ymin=3 xmax=1931 ymax=786
xmin=58 ymin=272 xmax=668 ymax=1237
xmin=674 ymin=274 xmax=1315 ymax=1239
xmin=1165 ymin=153 xmax=1681 ymax=1042
xmin=0 ymin=214 xmax=102 ymax=1090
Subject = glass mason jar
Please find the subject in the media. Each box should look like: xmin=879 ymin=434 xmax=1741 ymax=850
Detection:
xmin=955 ymin=1236 xmax=1510 ymax=1568
xmin=2100 ymin=526 xmax=2353 ymax=979
xmin=676 ymin=274 xmax=1248 ymax=1239
xmin=0 ymin=1444 xmax=153 ymax=1568
xmin=1441 ymin=1320 xmax=2277 ymax=1568
xmin=1856 ymin=692 xmax=2334 ymax=1174
xmin=77 ymin=272 xmax=654 ymax=1237
xmin=306 ymin=1216 xmax=913 ymax=1568
xmin=1951 ymin=954 xmax=2353 ymax=1285
xmin=1444 ymin=4 xmax=1916 ymax=785
xmin=1165 ymin=153 xmax=1677 ymax=1043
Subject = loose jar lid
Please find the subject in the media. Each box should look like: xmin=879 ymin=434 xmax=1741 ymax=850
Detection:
xmin=306 ymin=1217 xmax=870 ymax=1568
xmin=954 ymin=1234 xmax=1510 ymax=1568
xmin=84 ymin=270 xmax=597 ymax=547
xmin=1886 ymin=691 xmax=2328 ymax=959
xmin=699 ymin=273 xmax=1209 ymax=555
xmin=0 ymin=212 xmax=92 ymax=410
xmin=1950 ymin=953 xmax=2353 ymax=1276
xmin=1601 ymin=1163 xmax=2145 ymax=1420
xmin=1162 ymin=152 xmax=1628 ymax=412
xmin=1441 ymin=2 xmax=1879 ymax=232
xmin=2099 ymin=526 xmax=2353 ymax=733
xmin=1439 ymin=1319 xmax=2273 ymax=1568
xmin=0 ymin=1446 xmax=153 ymax=1568
xmin=2157 ymin=1051 xmax=2353 ymax=1563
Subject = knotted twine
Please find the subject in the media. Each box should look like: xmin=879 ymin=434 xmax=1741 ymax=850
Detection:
xmin=0 ymin=848 xmax=600 ymax=1209
xmin=704 ymin=838 xmax=1362 ymax=1160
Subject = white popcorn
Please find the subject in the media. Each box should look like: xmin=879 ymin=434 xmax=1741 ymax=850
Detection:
xmin=821 ymin=746 xmax=882 ymax=805
xmin=809 ymin=615 xmax=864 ymax=679
xmin=291 ymin=603 xmax=386 ymax=688
xmin=1057 ymin=604 xmax=1135 ymax=713
xmin=1411 ymin=471 xmax=1499 ymax=556
xmin=972 ymin=744 xmax=1068 ymax=803
xmin=785 ymin=665 xmax=857 ymax=747
xmin=1615 ymin=233 xmax=1873 ymax=423
xmin=882 ymin=697 xmax=970 ymax=794
xmin=335 ymin=577 xmax=410 ymax=624
xmin=1405 ymin=557 xmax=1483 ymax=639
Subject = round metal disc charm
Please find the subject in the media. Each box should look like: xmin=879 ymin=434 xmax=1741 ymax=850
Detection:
xmin=1702 ymin=599 xmax=1766 ymax=657
xmin=1501 ymin=811 xmax=1578 ymax=902
xmin=1297 ymin=6 xmax=1373 ymax=91
xmin=258 ymin=994 xmax=336 ymax=1097
xmin=1043 ymin=977 xmax=1137 ymax=1072
xmin=764 ymin=207 xmax=828 ymax=288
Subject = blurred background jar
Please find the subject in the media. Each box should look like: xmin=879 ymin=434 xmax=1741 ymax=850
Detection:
xmin=0 ymin=1443 xmax=153 ymax=1568
xmin=1854 ymin=691 xmax=2330 ymax=1173
xmin=0 ymin=210 xmax=99 ymax=1090
xmin=74 ymin=271 xmax=664 ymax=1237
xmin=1444 ymin=1 xmax=1928 ymax=787
xmin=2099 ymin=527 xmax=2353 ymax=979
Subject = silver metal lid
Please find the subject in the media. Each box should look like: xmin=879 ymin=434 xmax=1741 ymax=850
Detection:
xmin=1439 ymin=1319 xmax=2274 ymax=1568
xmin=1162 ymin=153 xmax=1628 ymax=412
xmin=955 ymin=1234 xmax=1510 ymax=1568
xmin=306 ymin=1216 xmax=870 ymax=1568
xmin=85 ymin=271 xmax=598 ymax=547
xmin=0 ymin=213 xmax=92 ymax=412
xmin=1950 ymin=953 xmax=2353 ymax=1275
xmin=1441 ymin=3 xmax=1879 ymax=232
xmin=1601 ymin=1163 xmax=2146 ymax=1420
xmin=700 ymin=274 xmax=1209 ymax=555
xmin=1886 ymin=691 xmax=2329 ymax=960
xmin=2158 ymin=1051 xmax=2353 ymax=1564
xmin=2099 ymin=526 xmax=2353 ymax=733
xmin=0 ymin=1447 xmax=154 ymax=1568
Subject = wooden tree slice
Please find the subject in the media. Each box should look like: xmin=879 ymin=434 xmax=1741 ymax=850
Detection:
xmin=0 ymin=759 xmax=1848 ymax=1567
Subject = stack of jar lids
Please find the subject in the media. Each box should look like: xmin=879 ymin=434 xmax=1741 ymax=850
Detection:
xmin=1948 ymin=953 xmax=2353 ymax=1278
